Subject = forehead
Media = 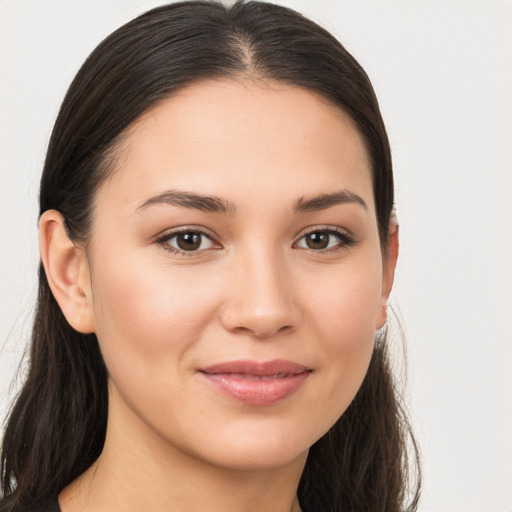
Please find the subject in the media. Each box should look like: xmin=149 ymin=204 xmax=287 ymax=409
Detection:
xmin=97 ymin=78 xmax=374 ymax=214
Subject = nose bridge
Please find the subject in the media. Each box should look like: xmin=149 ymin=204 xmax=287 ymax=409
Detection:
xmin=221 ymin=243 xmax=299 ymax=337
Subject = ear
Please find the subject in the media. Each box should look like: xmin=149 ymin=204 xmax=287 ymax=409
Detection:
xmin=375 ymin=222 xmax=399 ymax=330
xmin=39 ymin=210 xmax=95 ymax=333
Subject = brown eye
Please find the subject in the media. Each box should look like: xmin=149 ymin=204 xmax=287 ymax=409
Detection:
xmin=295 ymin=229 xmax=352 ymax=251
xmin=162 ymin=230 xmax=216 ymax=252
xmin=304 ymin=232 xmax=330 ymax=250
xmin=176 ymin=232 xmax=202 ymax=251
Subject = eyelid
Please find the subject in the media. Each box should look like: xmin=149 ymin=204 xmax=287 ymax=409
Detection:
xmin=294 ymin=224 xmax=353 ymax=240
xmin=155 ymin=225 xmax=218 ymax=240
xmin=155 ymin=226 xmax=222 ymax=255
xmin=293 ymin=225 xmax=355 ymax=251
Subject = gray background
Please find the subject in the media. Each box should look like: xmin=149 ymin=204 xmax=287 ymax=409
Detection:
xmin=1 ymin=1 xmax=511 ymax=510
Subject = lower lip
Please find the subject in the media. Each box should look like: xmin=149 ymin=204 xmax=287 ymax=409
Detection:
xmin=200 ymin=372 xmax=310 ymax=406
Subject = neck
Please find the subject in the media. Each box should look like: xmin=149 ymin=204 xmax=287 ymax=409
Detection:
xmin=60 ymin=388 xmax=306 ymax=512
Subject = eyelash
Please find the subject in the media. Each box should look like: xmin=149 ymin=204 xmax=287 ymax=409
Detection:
xmin=156 ymin=227 xmax=219 ymax=257
xmin=293 ymin=227 xmax=355 ymax=253
xmin=156 ymin=226 xmax=355 ymax=256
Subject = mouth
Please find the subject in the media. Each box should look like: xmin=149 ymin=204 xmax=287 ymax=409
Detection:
xmin=198 ymin=359 xmax=312 ymax=406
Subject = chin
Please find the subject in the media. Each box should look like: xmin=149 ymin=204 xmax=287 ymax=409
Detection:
xmin=189 ymin=423 xmax=322 ymax=472
xmin=207 ymin=443 xmax=309 ymax=472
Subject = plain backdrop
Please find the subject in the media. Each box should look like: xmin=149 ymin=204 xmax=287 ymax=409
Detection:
xmin=1 ymin=1 xmax=511 ymax=510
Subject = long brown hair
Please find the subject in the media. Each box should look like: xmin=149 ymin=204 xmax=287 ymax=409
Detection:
xmin=1 ymin=2 xmax=420 ymax=510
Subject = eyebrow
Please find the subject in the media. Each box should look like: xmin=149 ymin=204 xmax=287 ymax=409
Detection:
xmin=136 ymin=188 xmax=366 ymax=215
xmin=136 ymin=190 xmax=236 ymax=214
xmin=294 ymin=189 xmax=367 ymax=212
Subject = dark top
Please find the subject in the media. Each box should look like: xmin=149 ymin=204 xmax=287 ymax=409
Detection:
xmin=11 ymin=500 xmax=60 ymax=512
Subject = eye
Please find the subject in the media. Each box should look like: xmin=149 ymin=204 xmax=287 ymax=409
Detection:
xmin=295 ymin=229 xmax=353 ymax=251
xmin=158 ymin=229 xmax=218 ymax=253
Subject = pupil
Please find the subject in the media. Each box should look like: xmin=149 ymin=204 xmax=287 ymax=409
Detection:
xmin=307 ymin=232 xmax=329 ymax=249
xmin=177 ymin=232 xmax=201 ymax=251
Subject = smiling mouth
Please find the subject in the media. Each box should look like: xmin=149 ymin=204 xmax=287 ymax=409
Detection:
xmin=198 ymin=359 xmax=312 ymax=406
xmin=211 ymin=372 xmax=295 ymax=380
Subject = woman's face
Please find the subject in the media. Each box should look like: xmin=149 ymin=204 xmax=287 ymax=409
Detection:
xmin=83 ymin=78 xmax=394 ymax=470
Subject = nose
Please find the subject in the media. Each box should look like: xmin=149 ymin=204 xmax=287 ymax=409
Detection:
xmin=219 ymin=248 xmax=301 ymax=338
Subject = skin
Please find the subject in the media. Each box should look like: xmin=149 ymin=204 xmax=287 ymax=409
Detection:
xmin=40 ymin=78 xmax=398 ymax=512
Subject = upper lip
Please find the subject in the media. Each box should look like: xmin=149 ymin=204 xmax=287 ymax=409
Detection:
xmin=199 ymin=359 xmax=311 ymax=377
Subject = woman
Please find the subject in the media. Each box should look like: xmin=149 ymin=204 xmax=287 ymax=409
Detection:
xmin=0 ymin=1 xmax=420 ymax=511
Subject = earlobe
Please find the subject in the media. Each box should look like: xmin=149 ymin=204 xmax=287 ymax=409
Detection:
xmin=375 ymin=223 xmax=399 ymax=330
xmin=39 ymin=210 xmax=95 ymax=333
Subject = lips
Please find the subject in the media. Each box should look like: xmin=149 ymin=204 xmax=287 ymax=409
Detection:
xmin=198 ymin=359 xmax=311 ymax=406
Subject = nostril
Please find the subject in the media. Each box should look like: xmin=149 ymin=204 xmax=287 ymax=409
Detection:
xmin=277 ymin=325 xmax=294 ymax=335
xmin=243 ymin=323 xmax=294 ymax=339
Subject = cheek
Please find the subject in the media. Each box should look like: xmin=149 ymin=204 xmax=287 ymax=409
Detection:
xmin=89 ymin=252 xmax=222 ymax=385
xmin=307 ymin=253 xmax=382 ymax=338
xmin=304 ymin=257 xmax=382 ymax=408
